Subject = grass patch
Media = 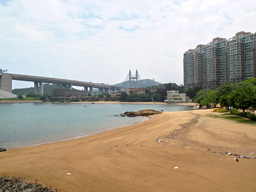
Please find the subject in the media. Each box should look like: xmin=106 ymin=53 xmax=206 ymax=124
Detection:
xmin=0 ymin=98 xmax=20 ymax=100
xmin=1 ymin=97 xmax=39 ymax=101
xmin=204 ymin=114 xmax=256 ymax=125
xmin=23 ymin=97 xmax=39 ymax=100
xmin=218 ymin=111 xmax=229 ymax=113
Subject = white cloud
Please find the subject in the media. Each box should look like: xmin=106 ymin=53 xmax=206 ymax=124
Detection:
xmin=15 ymin=24 xmax=45 ymax=41
xmin=0 ymin=0 xmax=256 ymax=88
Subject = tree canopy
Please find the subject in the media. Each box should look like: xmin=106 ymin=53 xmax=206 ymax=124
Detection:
xmin=192 ymin=78 xmax=256 ymax=116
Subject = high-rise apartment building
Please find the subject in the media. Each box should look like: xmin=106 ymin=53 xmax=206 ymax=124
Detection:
xmin=184 ymin=31 xmax=256 ymax=89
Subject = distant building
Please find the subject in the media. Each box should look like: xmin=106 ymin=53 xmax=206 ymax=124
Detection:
xmin=111 ymin=92 xmax=121 ymax=97
xmin=165 ymin=90 xmax=189 ymax=103
xmin=128 ymin=88 xmax=157 ymax=95
xmin=52 ymin=89 xmax=98 ymax=101
xmin=184 ymin=31 xmax=256 ymax=89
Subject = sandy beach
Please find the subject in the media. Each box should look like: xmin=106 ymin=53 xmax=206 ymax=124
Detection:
xmin=0 ymin=109 xmax=255 ymax=192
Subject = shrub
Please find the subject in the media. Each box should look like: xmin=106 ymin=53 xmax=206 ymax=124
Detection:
xmin=230 ymin=108 xmax=243 ymax=116
xmin=18 ymin=94 xmax=23 ymax=100
xmin=39 ymin=96 xmax=46 ymax=100
xmin=246 ymin=112 xmax=256 ymax=121
xmin=26 ymin=93 xmax=35 ymax=97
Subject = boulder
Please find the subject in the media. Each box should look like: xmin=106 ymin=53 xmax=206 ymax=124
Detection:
xmin=0 ymin=148 xmax=7 ymax=152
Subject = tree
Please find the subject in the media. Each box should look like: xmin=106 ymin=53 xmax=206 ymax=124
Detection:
xmin=185 ymin=86 xmax=202 ymax=99
xmin=198 ymin=90 xmax=217 ymax=108
xmin=126 ymin=93 xmax=139 ymax=102
xmin=244 ymin=77 xmax=256 ymax=85
xmin=138 ymin=94 xmax=151 ymax=102
xmin=215 ymin=82 xmax=234 ymax=104
xmin=219 ymin=93 xmax=236 ymax=112
xmin=39 ymin=95 xmax=46 ymax=101
xmin=18 ymin=94 xmax=23 ymax=100
xmin=99 ymin=92 xmax=111 ymax=100
xmin=119 ymin=92 xmax=128 ymax=102
xmin=233 ymin=81 xmax=256 ymax=116
xmin=152 ymin=93 xmax=161 ymax=102
xmin=192 ymin=89 xmax=211 ymax=107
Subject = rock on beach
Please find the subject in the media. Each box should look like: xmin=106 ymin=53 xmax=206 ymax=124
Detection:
xmin=123 ymin=109 xmax=162 ymax=117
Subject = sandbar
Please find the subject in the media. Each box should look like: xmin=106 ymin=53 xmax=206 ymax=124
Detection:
xmin=0 ymin=109 xmax=255 ymax=192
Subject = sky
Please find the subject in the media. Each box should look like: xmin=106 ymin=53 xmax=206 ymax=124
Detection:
xmin=0 ymin=0 xmax=256 ymax=89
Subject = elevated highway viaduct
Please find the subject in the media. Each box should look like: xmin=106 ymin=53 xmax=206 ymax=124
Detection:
xmin=0 ymin=73 xmax=123 ymax=95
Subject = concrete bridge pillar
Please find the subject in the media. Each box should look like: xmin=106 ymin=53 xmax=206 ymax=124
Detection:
xmin=0 ymin=73 xmax=12 ymax=93
xmin=89 ymin=86 xmax=94 ymax=95
xmin=104 ymin=87 xmax=110 ymax=94
xmin=84 ymin=86 xmax=88 ymax=95
xmin=68 ymin=84 xmax=72 ymax=90
xmin=99 ymin=88 xmax=103 ymax=94
xmin=62 ymin=84 xmax=67 ymax=89
xmin=34 ymin=82 xmax=39 ymax=95
xmin=39 ymin=81 xmax=44 ymax=95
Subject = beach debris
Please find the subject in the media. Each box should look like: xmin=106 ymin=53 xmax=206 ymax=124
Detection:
xmin=174 ymin=166 xmax=178 ymax=169
xmin=0 ymin=148 xmax=7 ymax=152
xmin=157 ymin=139 xmax=164 ymax=142
xmin=226 ymin=152 xmax=252 ymax=159
xmin=234 ymin=158 xmax=239 ymax=162
xmin=113 ymin=148 xmax=116 ymax=151
xmin=186 ymin=147 xmax=190 ymax=149
xmin=67 ymin=173 xmax=71 ymax=175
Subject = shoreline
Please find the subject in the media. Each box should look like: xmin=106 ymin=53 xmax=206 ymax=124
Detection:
xmin=74 ymin=101 xmax=198 ymax=106
xmin=0 ymin=100 xmax=198 ymax=107
xmin=1 ymin=109 xmax=255 ymax=191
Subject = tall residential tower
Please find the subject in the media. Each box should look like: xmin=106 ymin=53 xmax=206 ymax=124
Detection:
xmin=184 ymin=31 xmax=256 ymax=89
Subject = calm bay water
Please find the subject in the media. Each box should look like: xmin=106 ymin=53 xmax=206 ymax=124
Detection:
xmin=0 ymin=103 xmax=193 ymax=149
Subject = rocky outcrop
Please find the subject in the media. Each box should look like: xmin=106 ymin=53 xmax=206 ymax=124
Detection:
xmin=123 ymin=109 xmax=162 ymax=117
xmin=0 ymin=176 xmax=57 ymax=191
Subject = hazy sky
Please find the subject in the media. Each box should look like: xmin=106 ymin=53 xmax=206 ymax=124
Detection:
xmin=1 ymin=0 xmax=256 ymax=89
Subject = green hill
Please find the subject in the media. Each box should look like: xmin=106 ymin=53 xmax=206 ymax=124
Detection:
xmin=12 ymin=84 xmax=64 ymax=95
xmin=115 ymin=79 xmax=161 ymax=88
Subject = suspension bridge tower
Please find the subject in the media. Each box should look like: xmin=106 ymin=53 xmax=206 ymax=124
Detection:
xmin=129 ymin=70 xmax=139 ymax=88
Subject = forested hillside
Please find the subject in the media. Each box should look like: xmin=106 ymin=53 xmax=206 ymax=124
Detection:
xmin=12 ymin=84 xmax=64 ymax=95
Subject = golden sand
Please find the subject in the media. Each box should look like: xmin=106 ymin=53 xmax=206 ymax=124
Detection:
xmin=0 ymin=109 xmax=255 ymax=192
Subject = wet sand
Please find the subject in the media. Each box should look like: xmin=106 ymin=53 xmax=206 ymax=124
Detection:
xmin=0 ymin=109 xmax=255 ymax=192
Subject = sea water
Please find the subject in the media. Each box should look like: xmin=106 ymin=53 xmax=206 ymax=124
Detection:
xmin=0 ymin=103 xmax=193 ymax=149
